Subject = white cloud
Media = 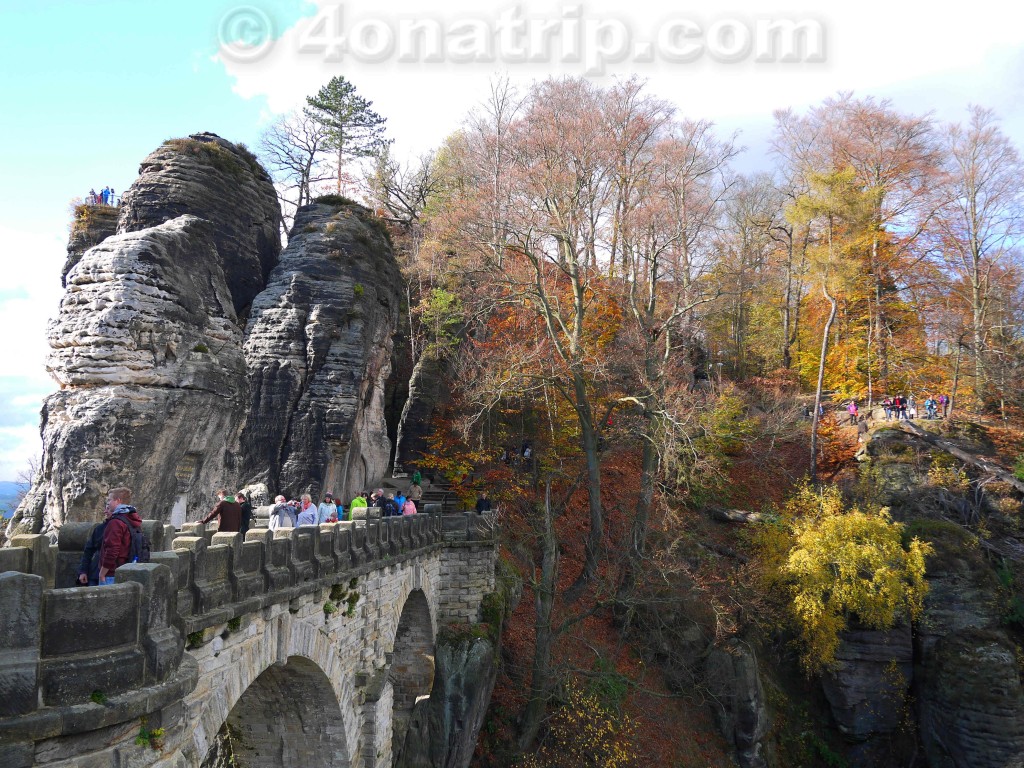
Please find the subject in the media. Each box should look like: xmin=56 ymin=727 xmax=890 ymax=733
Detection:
xmin=215 ymin=0 xmax=1024 ymax=159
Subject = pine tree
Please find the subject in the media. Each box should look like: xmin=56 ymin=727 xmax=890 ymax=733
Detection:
xmin=304 ymin=76 xmax=388 ymax=194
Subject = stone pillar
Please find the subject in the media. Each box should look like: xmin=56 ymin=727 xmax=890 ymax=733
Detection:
xmin=9 ymin=534 xmax=56 ymax=589
xmin=0 ymin=572 xmax=43 ymax=716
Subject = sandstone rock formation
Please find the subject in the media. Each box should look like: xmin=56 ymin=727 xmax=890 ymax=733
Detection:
xmin=117 ymin=133 xmax=280 ymax=315
xmin=9 ymin=134 xmax=280 ymax=538
xmin=14 ymin=216 xmax=249 ymax=535
xmin=394 ymin=346 xmax=452 ymax=473
xmin=240 ymin=201 xmax=402 ymax=501
xmin=705 ymin=640 xmax=770 ymax=768
xmin=395 ymin=634 xmax=499 ymax=768
xmin=63 ymin=203 xmax=118 ymax=286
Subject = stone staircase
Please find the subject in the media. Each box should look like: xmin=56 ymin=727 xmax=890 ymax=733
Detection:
xmin=379 ymin=473 xmax=464 ymax=514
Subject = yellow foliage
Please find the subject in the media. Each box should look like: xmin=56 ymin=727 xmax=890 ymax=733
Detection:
xmin=522 ymin=681 xmax=639 ymax=768
xmin=765 ymin=483 xmax=932 ymax=674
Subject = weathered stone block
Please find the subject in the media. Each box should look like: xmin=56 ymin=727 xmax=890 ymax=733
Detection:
xmin=42 ymin=582 xmax=141 ymax=656
xmin=39 ymin=646 xmax=147 ymax=705
xmin=0 ymin=572 xmax=43 ymax=717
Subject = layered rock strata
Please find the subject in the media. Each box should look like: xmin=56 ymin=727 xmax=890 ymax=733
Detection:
xmin=117 ymin=132 xmax=280 ymax=315
xmin=17 ymin=216 xmax=249 ymax=534
xmin=10 ymin=134 xmax=281 ymax=537
xmin=241 ymin=201 xmax=402 ymax=501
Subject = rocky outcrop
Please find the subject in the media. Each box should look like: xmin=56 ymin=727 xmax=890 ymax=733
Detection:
xmin=63 ymin=204 xmax=118 ymax=286
xmin=820 ymin=624 xmax=913 ymax=740
xmin=705 ymin=640 xmax=770 ymax=768
xmin=117 ymin=132 xmax=280 ymax=315
xmin=15 ymin=216 xmax=248 ymax=535
xmin=915 ymin=525 xmax=1024 ymax=767
xmin=240 ymin=202 xmax=402 ymax=501
xmin=394 ymin=346 xmax=452 ymax=472
xmin=9 ymin=134 xmax=281 ymax=538
xmin=395 ymin=634 xmax=499 ymax=768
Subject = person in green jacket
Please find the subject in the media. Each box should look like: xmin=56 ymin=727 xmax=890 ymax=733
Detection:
xmin=350 ymin=492 xmax=367 ymax=510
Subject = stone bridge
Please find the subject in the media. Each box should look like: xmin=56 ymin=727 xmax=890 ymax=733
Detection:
xmin=0 ymin=513 xmax=497 ymax=768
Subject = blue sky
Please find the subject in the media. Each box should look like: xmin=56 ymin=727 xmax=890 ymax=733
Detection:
xmin=1 ymin=0 xmax=1022 ymax=480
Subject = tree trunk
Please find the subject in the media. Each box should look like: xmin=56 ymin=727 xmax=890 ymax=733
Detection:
xmin=567 ymin=372 xmax=603 ymax=598
xmin=518 ymin=480 xmax=559 ymax=751
xmin=810 ymin=283 xmax=838 ymax=482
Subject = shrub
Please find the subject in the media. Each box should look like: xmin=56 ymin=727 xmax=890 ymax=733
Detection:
xmin=521 ymin=680 xmax=639 ymax=768
xmin=353 ymin=283 xmax=364 ymax=297
xmin=779 ymin=484 xmax=932 ymax=673
xmin=192 ymin=342 xmax=209 ymax=354
xmin=314 ymin=193 xmax=358 ymax=207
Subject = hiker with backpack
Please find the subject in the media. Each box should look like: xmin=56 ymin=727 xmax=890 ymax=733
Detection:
xmin=97 ymin=488 xmax=148 ymax=584
xmin=201 ymin=488 xmax=243 ymax=532
xmin=78 ymin=487 xmax=129 ymax=585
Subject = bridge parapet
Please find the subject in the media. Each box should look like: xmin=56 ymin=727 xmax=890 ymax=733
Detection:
xmin=0 ymin=512 xmax=494 ymax=759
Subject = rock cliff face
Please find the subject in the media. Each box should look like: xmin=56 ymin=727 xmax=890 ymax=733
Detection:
xmin=395 ymin=634 xmax=499 ymax=768
xmin=117 ymin=133 xmax=280 ymax=315
xmin=394 ymin=346 xmax=451 ymax=472
xmin=240 ymin=202 xmax=402 ymax=501
xmin=9 ymin=134 xmax=280 ymax=537
xmin=17 ymin=216 xmax=249 ymax=534
xmin=63 ymin=204 xmax=118 ymax=286
xmin=11 ymin=136 xmax=406 ymax=536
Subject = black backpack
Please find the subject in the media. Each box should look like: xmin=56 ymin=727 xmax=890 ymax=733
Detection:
xmin=113 ymin=509 xmax=151 ymax=564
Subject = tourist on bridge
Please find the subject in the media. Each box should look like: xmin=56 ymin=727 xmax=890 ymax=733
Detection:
xmin=382 ymin=492 xmax=400 ymax=517
xmin=334 ymin=496 xmax=345 ymax=521
xmin=408 ymin=481 xmax=423 ymax=512
xmin=97 ymin=488 xmax=143 ymax=584
xmin=77 ymin=487 xmax=129 ymax=585
xmin=350 ymin=491 xmax=367 ymax=513
xmin=201 ymin=488 xmax=243 ymax=532
xmin=297 ymin=494 xmax=318 ymax=525
xmin=269 ymin=495 xmax=295 ymax=530
xmin=318 ymin=493 xmax=338 ymax=524
xmin=402 ymin=497 xmax=417 ymax=515
xmin=475 ymin=491 xmax=492 ymax=514
xmin=236 ymin=491 xmax=253 ymax=536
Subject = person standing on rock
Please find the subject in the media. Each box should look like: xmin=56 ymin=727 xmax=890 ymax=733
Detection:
xmin=269 ymin=495 xmax=295 ymax=530
xmin=77 ymin=487 xmax=129 ymax=585
xmin=97 ymin=488 xmax=143 ymax=584
xmin=201 ymin=488 xmax=243 ymax=532
xmin=236 ymin=491 xmax=253 ymax=536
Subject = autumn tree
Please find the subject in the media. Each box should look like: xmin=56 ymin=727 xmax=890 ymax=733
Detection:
xmin=258 ymin=110 xmax=332 ymax=227
xmin=934 ymin=106 xmax=1024 ymax=406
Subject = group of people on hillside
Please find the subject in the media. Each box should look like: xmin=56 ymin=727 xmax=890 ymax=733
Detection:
xmin=86 ymin=186 xmax=118 ymax=206
xmin=844 ymin=393 xmax=951 ymax=426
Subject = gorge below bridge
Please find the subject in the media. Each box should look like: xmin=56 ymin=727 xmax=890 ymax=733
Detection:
xmin=0 ymin=513 xmax=498 ymax=768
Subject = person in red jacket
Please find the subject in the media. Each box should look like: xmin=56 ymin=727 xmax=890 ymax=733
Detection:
xmin=98 ymin=487 xmax=142 ymax=583
xmin=201 ymin=488 xmax=243 ymax=532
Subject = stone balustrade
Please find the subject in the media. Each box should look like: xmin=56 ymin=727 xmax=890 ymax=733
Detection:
xmin=0 ymin=513 xmax=494 ymax=760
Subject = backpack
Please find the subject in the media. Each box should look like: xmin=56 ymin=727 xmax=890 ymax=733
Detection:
xmin=113 ymin=510 xmax=151 ymax=564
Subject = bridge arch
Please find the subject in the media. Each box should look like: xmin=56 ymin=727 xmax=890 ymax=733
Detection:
xmin=190 ymin=611 xmax=354 ymax=767
xmin=214 ymin=655 xmax=348 ymax=767
xmin=389 ymin=588 xmax=436 ymax=757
